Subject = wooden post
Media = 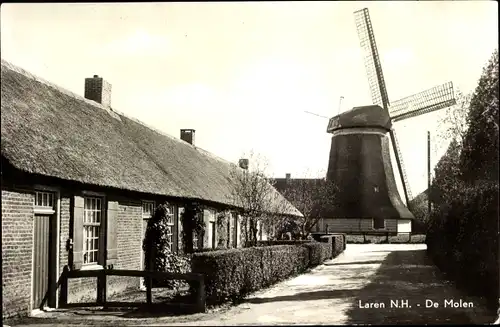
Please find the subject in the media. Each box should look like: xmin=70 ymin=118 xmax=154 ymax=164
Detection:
xmin=97 ymin=269 xmax=106 ymax=306
xmin=146 ymin=254 xmax=153 ymax=305
xmin=59 ymin=266 xmax=69 ymax=307
xmin=146 ymin=275 xmax=153 ymax=305
xmin=386 ymin=232 xmax=389 ymax=243
xmin=196 ymin=277 xmax=206 ymax=313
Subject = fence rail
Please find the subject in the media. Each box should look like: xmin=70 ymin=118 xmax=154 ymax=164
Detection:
xmin=59 ymin=267 xmax=205 ymax=313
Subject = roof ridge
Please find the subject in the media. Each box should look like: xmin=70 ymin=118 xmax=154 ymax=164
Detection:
xmin=1 ymin=59 xmax=237 ymax=169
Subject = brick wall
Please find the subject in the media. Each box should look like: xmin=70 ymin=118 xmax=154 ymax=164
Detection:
xmin=107 ymin=200 xmax=142 ymax=295
xmin=1 ymin=188 xmax=35 ymax=319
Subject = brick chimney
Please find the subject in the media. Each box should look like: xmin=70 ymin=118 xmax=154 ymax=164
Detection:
xmin=84 ymin=75 xmax=112 ymax=107
xmin=286 ymin=173 xmax=291 ymax=184
xmin=180 ymin=129 xmax=195 ymax=145
xmin=239 ymin=158 xmax=249 ymax=170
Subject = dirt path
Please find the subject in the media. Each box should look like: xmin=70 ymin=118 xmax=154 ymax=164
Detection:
xmin=7 ymin=244 xmax=497 ymax=326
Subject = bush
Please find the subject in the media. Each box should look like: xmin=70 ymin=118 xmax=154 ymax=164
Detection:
xmin=301 ymin=242 xmax=332 ymax=266
xmin=319 ymin=234 xmax=345 ymax=258
xmin=143 ymin=203 xmax=191 ymax=289
xmin=256 ymin=240 xmax=312 ymax=246
xmin=191 ymin=241 xmax=339 ymax=306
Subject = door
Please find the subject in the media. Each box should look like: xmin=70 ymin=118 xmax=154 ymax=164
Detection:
xmin=140 ymin=217 xmax=149 ymax=290
xmin=32 ymin=214 xmax=52 ymax=310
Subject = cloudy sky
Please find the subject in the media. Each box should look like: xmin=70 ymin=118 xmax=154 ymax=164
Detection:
xmin=1 ymin=2 xmax=498 ymax=199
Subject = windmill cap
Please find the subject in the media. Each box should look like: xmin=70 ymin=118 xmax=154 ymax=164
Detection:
xmin=327 ymin=105 xmax=392 ymax=133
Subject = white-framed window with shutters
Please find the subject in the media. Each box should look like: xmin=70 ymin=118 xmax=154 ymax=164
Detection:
xmin=83 ymin=197 xmax=103 ymax=265
xmin=142 ymin=201 xmax=155 ymax=219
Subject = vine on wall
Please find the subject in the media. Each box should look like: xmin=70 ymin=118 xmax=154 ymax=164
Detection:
xmin=216 ymin=211 xmax=230 ymax=248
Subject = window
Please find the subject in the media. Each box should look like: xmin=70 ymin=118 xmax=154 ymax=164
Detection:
xmin=210 ymin=221 xmax=216 ymax=248
xmin=83 ymin=197 xmax=102 ymax=265
xmin=142 ymin=201 xmax=155 ymax=219
xmin=164 ymin=204 xmax=175 ymax=252
xmin=34 ymin=191 xmax=54 ymax=208
xmin=373 ymin=218 xmax=385 ymax=230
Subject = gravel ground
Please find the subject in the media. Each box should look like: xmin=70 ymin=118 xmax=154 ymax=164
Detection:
xmin=6 ymin=244 xmax=497 ymax=326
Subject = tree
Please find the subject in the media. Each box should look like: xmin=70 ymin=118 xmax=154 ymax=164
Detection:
xmin=229 ymin=151 xmax=294 ymax=247
xmin=437 ymin=87 xmax=473 ymax=150
xmin=281 ymin=172 xmax=337 ymax=239
xmin=460 ymin=49 xmax=499 ymax=182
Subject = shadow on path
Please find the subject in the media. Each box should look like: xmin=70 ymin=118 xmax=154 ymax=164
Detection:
xmin=324 ymin=260 xmax=384 ymax=266
xmin=344 ymin=249 xmax=492 ymax=325
xmin=245 ymin=289 xmax=358 ymax=304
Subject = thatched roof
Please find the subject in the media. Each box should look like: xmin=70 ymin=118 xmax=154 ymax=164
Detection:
xmin=0 ymin=60 xmax=301 ymax=217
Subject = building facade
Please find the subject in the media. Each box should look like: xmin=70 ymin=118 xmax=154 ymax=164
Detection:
xmin=1 ymin=60 xmax=300 ymax=319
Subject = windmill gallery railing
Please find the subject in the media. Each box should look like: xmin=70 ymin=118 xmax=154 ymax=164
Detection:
xmin=57 ymin=266 xmax=206 ymax=313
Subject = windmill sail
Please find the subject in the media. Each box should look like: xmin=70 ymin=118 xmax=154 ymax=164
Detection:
xmin=389 ymin=128 xmax=412 ymax=206
xmin=389 ymin=82 xmax=457 ymax=122
xmin=354 ymin=8 xmax=390 ymax=110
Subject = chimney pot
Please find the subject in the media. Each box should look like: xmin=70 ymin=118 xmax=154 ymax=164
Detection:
xmin=180 ymin=129 xmax=195 ymax=145
xmin=239 ymin=158 xmax=249 ymax=170
xmin=84 ymin=75 xmax=112 ymax=107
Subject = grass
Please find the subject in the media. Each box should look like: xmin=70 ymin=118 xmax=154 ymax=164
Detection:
xmin=346 ymin=234 xmax=426 ymax=244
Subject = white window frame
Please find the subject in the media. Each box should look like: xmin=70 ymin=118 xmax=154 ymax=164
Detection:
xmin=83 ymin=196 xmax=104 ymax=266
xmin=34 ymin=190 xmax=56 ymax=215
xmin=142 ymin=200 xmax=155 ymax=219
xmin=372 ymin=217 xmax=386 ymax=230
xmin=164 ymin=203 xmax=175 ymax=252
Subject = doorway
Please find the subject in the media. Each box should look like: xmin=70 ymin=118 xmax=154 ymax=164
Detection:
xmin=32 ymin=190 xmax=57 ymax=310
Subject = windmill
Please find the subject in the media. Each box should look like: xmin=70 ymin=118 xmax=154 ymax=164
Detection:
xmin=326 ymin=8 xmax=457 ymax=207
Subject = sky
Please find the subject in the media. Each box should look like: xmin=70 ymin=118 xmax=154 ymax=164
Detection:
xmin=1 ymin=1 xmax=498 ymax=200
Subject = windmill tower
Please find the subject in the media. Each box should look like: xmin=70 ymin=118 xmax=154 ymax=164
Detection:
xmin=321 ymin=8 xmax=457 ymax=235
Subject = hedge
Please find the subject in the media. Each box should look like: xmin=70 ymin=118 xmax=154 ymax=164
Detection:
xmin=320 ymin=234 xmax=346 ymax=254
xmin=191 ymin=241 xmax=339 ymax=306
xmin=256 ymin=240 xmax=313 ymax=246
xmin=426 ymin=183 xmax=498 ymax=310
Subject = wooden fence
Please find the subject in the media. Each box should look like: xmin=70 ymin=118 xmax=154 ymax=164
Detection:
xmin=58 ymin=266 xmax=206 ymax=313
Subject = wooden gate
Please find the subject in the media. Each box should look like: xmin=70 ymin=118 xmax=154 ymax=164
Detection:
xmin=32 ymin=213 xmax=52 ymax=310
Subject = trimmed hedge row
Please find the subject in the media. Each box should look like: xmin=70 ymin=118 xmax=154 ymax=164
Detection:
xmin=320 ymin=234 xmax=346 ymax=253
xmin=256 ymin=240 xmax=313 ymax=246
xmin=191 ymin=241 xmax=339 ymax=306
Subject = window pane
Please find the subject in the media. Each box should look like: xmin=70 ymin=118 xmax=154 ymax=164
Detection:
xmin=96 ymin=199 xmax=101 ymax=211
xmin=95 ymin=211 xmax=101 ymax=223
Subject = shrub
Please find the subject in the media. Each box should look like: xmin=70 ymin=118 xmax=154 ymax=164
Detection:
xmin=301 ymin=242 xmax=332 ymax=266
xmin=191 ymin=244 xmax=328 ymax=306
xmin=143 ymin=203 xmax=191 ymax=289
xmin=256 ymin=240 xmax=312 ymax=246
